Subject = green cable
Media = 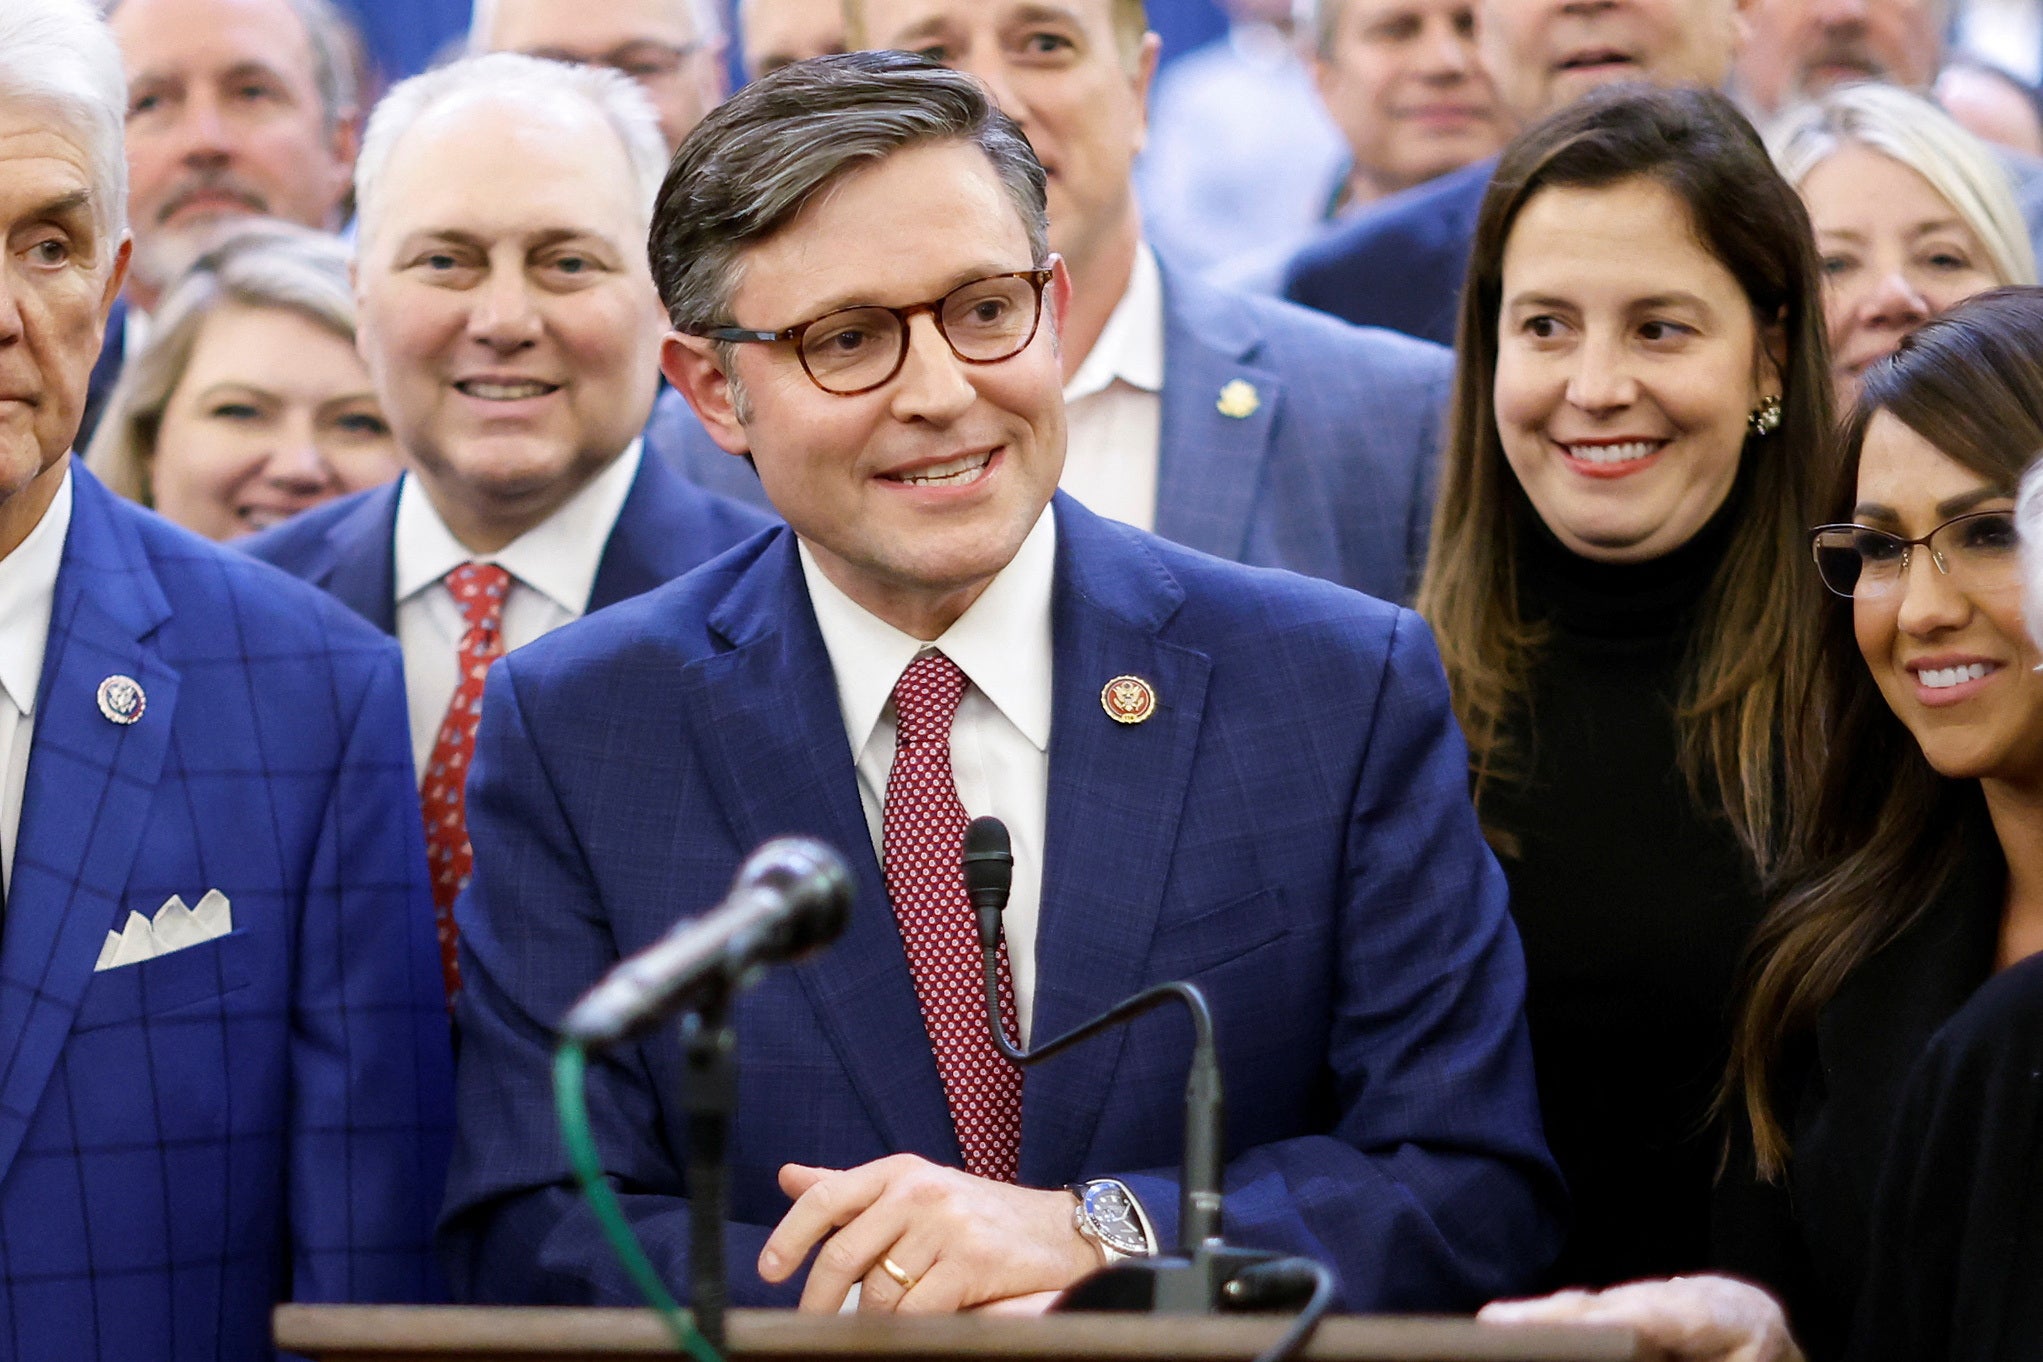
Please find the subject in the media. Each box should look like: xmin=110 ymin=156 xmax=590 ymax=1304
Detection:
xmin=552 ymin=1041 xmax=726 ymax=1362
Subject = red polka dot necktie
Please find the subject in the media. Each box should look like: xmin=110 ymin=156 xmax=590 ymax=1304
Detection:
xmin=420 ymin=561 xmax=511 ymax=1003
xmin=882 ymin=651 xmax=1023 ymax=1182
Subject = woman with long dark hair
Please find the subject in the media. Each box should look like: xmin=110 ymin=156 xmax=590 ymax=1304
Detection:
xmin=1484 ymin=288 xmax=2043 ymax=1362
xmin=1416 ymin=83 xmax=1832 ymax=1286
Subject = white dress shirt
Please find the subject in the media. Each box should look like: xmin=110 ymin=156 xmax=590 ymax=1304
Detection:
xmin=394 ymin=440 xmax=643 ymax=779
xmin=1061 ymin=245 xmax=1165 ymax=533
xmin=798 ymin=510 xmax=1057 ymax=1043
xmin=0 ymin=468 xmax=73 ymax=895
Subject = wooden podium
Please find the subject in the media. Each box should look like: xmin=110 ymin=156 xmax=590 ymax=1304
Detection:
xmin=275 ymin=1306 xmax=1636 ymax=1362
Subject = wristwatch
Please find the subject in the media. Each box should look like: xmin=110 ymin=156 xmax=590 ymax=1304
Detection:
xmin=1066 ymin=1178 xmax=1157 ymax=1263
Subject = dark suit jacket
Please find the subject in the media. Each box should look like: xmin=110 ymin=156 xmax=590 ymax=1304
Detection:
xmin=1713 ymin=835 xmax=2007 ymax=1361
xmin=239 ymin=451 xmax=773 ymax=633
xmin=1 ymin=465 xmax=454 ymax=1361
xmin=646 ymin=264 xmax=1453 ymax=604
xmin=438 ymin=494 xmax=1564 ymax=1312
xmin=78 ymin=294 xmax=127 ymax=452
xmin=1848 ymin=941 xmax=2043 ymax=1362
xmin=1280 ymin=158 xmax=1494 ymax=348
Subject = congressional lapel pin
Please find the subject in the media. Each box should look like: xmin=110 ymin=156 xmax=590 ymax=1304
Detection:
xmin=1101 ymin=675 xmax=1157 ymax=725
xmin=96 ymin=674 xmax=146 ymax=725
xmin=1216 ymin=379 xmax=1260 ymax=420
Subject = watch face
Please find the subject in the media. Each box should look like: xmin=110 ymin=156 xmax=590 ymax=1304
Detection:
xmin=1084 ymin=1184 xmax=1147 ymax=1254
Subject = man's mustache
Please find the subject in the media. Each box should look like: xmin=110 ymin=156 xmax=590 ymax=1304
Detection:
xmin=1801 ymin=34 xmax=1887 ymax=84
xmin=156 ymin=172 xmax=269 ymax=224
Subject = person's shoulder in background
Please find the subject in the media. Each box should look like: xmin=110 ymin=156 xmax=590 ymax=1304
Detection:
xmin=1281 ymin=156 xmax=1497 ymax=346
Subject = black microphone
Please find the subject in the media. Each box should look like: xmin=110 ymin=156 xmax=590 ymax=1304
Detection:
xmin=561 ymin=837 xmax=852 ymax=1049
xmin=966 ymin=816 xmax=1257 ymax=1313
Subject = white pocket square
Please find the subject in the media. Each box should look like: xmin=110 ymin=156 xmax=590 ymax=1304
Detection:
xmin=94 ymin=890 xmax=232 ymax=971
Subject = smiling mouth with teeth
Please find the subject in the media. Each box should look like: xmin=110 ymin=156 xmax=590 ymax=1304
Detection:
xmin=1561 ymin=440 xmax=1663 ymax=466
xmin=457 ymin=379 xmax=559 ymax=400
xmin=1917 ymin=662 xmax=1999 ymax=690
xmin=890 ymin=451 xmax=993 ymax=488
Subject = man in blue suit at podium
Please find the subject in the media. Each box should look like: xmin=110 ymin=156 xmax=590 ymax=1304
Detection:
xmin=0 ymin=4 xmax=453 ymax=1358
xmin=442 ymin=53 xmax=1562 ymax=1316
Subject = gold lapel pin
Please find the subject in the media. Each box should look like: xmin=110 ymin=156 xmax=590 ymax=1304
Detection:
xmin=1100 ymin=675 xmax=1158 ymax=725
xmin=97 ymin=674 xmax=146 ymax=725
xmin=1216 ymin=379 xmax=1260 ymax=420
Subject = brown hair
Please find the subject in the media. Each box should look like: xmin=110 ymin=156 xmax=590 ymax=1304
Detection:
xmin=1415 ymin=84 xmax=1834 ymax=871
xmin=1728 ymin=286 xmax=2043 ymax=1176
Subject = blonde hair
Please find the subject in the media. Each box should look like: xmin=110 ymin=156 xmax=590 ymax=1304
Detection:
xmin=1771 ymin=81 xmax=2038 ymax=289
xmin=86 ymin=224 xmax=359 ymax=507
xmin=845 ymin=0 xmax=1150 ymax=73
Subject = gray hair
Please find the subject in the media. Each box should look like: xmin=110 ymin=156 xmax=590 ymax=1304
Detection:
xmin=652 ymin=50 xmax=1048 ymax=336
xmin=354 ymin=51 xmax=669 ymax=247
xmin=469 ymin=0 xmax=725 ymax=50
xmin=0 ymin=0 xmax=128 ymax=239
xmin=2021 ymin=455 xmax=2043 ymax=653
xmin=86 ymin=223 xmax=359 ymax=505
xmin=1771 ymin=81 xmax=2038 ymax=289
xmin=105 ymin=0 xmax=361 ymax=135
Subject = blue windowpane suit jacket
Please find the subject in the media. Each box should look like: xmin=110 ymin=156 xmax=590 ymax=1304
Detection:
xmin=0 ymin=465 xmax=454 ymax=1361
xmin=439 ymin=494 xmax=1564 ymax=1311
xmin=645 ymin=264 xmax=1454 ymax=604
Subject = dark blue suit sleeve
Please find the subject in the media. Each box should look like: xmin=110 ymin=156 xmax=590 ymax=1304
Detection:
xmin=291 ymin=643 xmax=457 ymax=1304
xmin=440 ymin=660 xmax=799 ymax=1309
xmin=1111 ymin=611 xmax=1564 ymax=1309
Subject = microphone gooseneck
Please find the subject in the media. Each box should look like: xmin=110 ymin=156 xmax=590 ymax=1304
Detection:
xmin=965 ymin=816 xmax=1224 ymax=1254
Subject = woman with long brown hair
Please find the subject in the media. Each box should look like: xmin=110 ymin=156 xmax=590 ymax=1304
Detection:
xmin=1416 ymin=84 xmax=1833 ymax=1286
xmin=1484 ymin=289 xmax=2043 ymax=1361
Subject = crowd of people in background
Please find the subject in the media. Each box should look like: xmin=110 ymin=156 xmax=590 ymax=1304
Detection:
xmin=2 ymin=0 xmax=2042 ymax=1359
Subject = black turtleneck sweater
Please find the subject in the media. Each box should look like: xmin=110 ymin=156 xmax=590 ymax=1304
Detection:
xmin=1481 ymin=506 xmax=1764 ymax=1289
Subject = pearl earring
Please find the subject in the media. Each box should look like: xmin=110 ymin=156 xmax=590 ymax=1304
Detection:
xmin=1748 ymin=395 xmax=1783 ymax=436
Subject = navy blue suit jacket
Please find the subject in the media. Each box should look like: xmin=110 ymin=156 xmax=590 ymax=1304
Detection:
xmin=239 ymin=452 xmax=773 ymax=633
xmin=1281 ymin=158 xmax=1495 ymax=348
xmin=439 ymin=495 xmax=1563 ymax=1311
xmin=1 ymin=465 xmax=454 ymax=1360
xmin=646 ymin=265 xmax=1453 ymax=603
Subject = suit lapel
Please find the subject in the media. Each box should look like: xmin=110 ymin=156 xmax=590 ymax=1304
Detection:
xmin=677 ymin=533 xmax=960 ymax=1163
xmin=0 ymin=468 xmax=179 ymax=1181
xmin=589 ymin=452 xmax=693 ymax=612
xmin=1153 ymin=269 xmax=1285 ymax=565
xmin=1021 ymin=499 xmax=1211 ymax=1186
xmin=322 ymin=480 xmax=400 ymax=635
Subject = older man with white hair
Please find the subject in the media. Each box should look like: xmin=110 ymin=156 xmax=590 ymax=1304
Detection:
xmin=244 ymin=53 xmax=769 ymax=997
xmin=470 ymin=0 xmax=727 ymax=153
xmin=0 ymin=1 xmax=454 ymax=1357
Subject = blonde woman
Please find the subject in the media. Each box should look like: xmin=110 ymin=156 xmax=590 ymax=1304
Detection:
xmin=1772 ymin=82 xmax=2037 ymax=403
xmin=87 ymin=223 xmax=401 ymax=540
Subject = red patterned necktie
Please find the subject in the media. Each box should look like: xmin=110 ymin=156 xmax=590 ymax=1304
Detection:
xmin=420 ymin=561 xmax=511 ymax=1002
xmin=882 ymin=651 xmax=1023 ymax=1182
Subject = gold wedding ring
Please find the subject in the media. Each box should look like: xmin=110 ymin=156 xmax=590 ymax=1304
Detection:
xmin=879 ymin=1256 xmax=918 ymax=1292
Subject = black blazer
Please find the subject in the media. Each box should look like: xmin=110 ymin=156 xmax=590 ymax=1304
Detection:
xmin=1850 ymin=946 xmax=2043 ymax=1361
xmin=1713 ymin=833 xmax=2009 ymax=1361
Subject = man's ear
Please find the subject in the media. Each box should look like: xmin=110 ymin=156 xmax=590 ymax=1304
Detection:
xmin=661 ymin=331 xmax=753 ymax=457
xmin=101 ymin=232 xmax=132 ymax=320
xmin=1046 ymin=252 xmax=1074 ymax=337
xmin=1128 ymin=30 xmax=1163 ymax=153
xmin=328 ymin=108 xmax=363 ymax=225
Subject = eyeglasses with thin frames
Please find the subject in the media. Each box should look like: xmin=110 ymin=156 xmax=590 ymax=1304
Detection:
xmin=1808 ymin=509 xmax=2022 ymax=599
xmin=687 ymin=269 xmax=1056 ymax=397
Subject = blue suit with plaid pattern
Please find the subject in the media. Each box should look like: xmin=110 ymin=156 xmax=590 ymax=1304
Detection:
xmin=0 ymin=465 xmax=454 ymax=1360
xmin=441 ymin=493 xmax=1563 ymax=1311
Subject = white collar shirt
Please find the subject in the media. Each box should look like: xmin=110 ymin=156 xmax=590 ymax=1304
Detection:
xmin=797 ymin=509 xmax=1057 ymax=1042
xmin=1060 ymin=243 xmax=1165 ymax=533
xmin=393 ymin=439 xmax=643 ymax=780
xmin=0 ymin=467 xmax=73 ymax=895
